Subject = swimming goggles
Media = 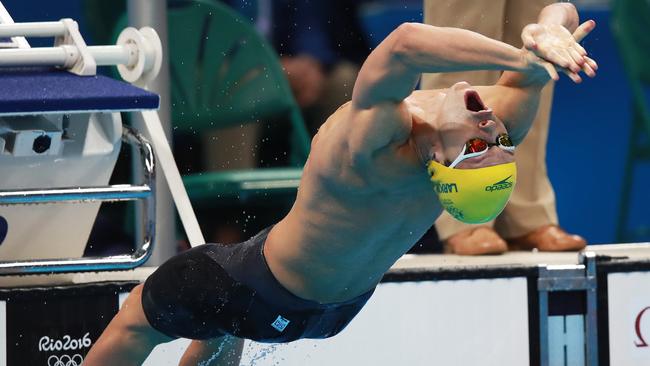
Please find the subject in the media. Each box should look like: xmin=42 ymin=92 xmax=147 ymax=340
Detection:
xmin=448 ymin=133 xmax=515 ymax=168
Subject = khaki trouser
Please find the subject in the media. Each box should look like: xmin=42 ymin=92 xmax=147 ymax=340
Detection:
xmin=422 ymin=0 xmax=558 ymax=239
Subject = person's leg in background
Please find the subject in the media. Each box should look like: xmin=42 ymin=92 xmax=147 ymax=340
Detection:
xmin=422 ymin=0 xmax=508 ymax=255
xmin=495 ymin=0 xmax=586 ymax=251
xmin=422 ymin=0 xmax=586 ymax=254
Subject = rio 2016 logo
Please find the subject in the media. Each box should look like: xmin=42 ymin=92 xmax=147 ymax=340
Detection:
xmin=634 ymin=306 xmax=650 ymax=347
xmin=47 ymin=354 xmax=83 ymax=366
xmin=38 ymin=333 xmax=92 ymax=352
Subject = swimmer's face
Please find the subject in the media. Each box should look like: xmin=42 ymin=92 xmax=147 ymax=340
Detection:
xmin=436 ymin=81 xmax=514 ymax=169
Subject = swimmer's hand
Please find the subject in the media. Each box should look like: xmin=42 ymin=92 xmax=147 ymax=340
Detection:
xmin=521 ymin=20 xmax=597 ymax=83
xmin=518 ymin=49 xmax=561 ymax=85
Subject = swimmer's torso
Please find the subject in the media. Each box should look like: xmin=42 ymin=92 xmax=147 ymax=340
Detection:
xmin=265 ymin=94 xmax=444 ymax=304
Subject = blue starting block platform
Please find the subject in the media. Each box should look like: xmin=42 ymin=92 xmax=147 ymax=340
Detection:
xmin=0 ymin=67 xmax=159 ymax=115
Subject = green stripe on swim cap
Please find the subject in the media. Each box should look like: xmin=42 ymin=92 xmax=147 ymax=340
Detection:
xmin=427 ymin=161 xmax=517 ymax=224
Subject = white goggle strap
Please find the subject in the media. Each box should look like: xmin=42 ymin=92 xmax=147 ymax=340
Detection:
xmin=448 ymin=141 xmax=516 ymax=169
xmin=449 ymin=145 xmax=484 ymax=168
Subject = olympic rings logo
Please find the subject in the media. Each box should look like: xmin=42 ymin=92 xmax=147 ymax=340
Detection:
xmin=47 ymin=354 xmax=83 ymax=366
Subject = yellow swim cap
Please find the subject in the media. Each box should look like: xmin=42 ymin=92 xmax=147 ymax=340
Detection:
xmin=427 ymin=161 xmax=517 ymax=224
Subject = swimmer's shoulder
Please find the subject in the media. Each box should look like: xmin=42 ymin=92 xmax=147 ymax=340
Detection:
xmin=319 ymin=101 xmax=353 ymax=131
xmin=410 ymin=89 xmax=444 ymax=98
xmin=335 ymin=100 xmax=352 ymax=112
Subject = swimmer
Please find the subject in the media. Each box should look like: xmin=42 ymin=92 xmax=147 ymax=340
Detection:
xmin=85 ymin=3 xmax=596 ymax=365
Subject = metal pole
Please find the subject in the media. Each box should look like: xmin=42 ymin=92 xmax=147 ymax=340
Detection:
xmin=581 ymin=252 xmax=599 ymax=366
xmin=127 ymin=0 xmax=175 ymax=265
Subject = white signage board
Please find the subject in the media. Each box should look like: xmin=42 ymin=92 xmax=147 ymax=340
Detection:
xmin=608 ymin=271 xmax=650 ymax=365
xmin=144 ymin=277 xmax=530 ymax=366
xmin=0 ymin=300 xmax=5 ymax=366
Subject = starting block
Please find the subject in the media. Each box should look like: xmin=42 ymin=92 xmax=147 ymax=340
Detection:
xmin=0 ymin=1 xmax=203 ymax=275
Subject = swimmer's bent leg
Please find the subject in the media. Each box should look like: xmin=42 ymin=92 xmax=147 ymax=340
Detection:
xmin=84 ymin=284 xmax=174 ymax=366
xmin=142 ymin=228 xmax=374 ymax=343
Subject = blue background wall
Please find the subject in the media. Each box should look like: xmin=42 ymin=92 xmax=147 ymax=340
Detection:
xmin=548 ymin=9 xmax=642 ymax=245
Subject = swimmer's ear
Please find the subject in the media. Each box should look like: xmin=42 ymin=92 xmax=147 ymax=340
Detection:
xmin=430 ymin=143 xmax=447 ymax=165
xmin=431 ymin=152 xmax=444 ymax=165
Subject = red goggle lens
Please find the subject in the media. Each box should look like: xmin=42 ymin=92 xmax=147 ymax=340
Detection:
xmin=466 ymin=138 xmax=488 ymax=153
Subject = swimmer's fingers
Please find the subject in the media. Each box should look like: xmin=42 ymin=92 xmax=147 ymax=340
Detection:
xmin=542 ymin=61 xmax=560 ymax=81
xmin=573 ymin=20 xmax=596 ymax=43
xmin=561 ymin=67 xmax=582 ymax=83
xmin=585 ymin=56 xmax=598 ymax=71
xmin=568 ymin=48 xmax=586 ymax=68
xmin=557 ymin=54 xmax=598 ymax=82
xmin=559 ymin=48 xmax=583 ymax=73
xmin=560 ymin=55 xmax=597 ymax=81
xmin=581 ymin=56 xmax=598 ymax=78
xmin=568 ymin=21 xmax=596 ymax=74
xmin=555 ymin=65 xmax=589 ymax=84
xmin=574 ymin=42 xmax=587 ymax=57
xmin=522 ymin=30 xmax=538 ymax=51
xmin=545 ymin=48 xmax=580 ymax=73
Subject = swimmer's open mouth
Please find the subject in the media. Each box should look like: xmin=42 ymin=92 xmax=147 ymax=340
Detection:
xmin=465 ymin=90 xmax=487 ymax=112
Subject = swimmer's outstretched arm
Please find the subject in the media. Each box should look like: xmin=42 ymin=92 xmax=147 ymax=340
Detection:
xmin=492 ymin=2 xmax=597 ymax=142
xmin=348 ymin=22 xmax=554 ymax=154
xmin=352 ymin=22 xmax=554 ymax=109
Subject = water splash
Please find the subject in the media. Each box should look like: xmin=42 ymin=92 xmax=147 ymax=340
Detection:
xmin=197 ymin=335 xmax=236 ymax=366
xmin=246 ymin=343 xmax=281 ymax=366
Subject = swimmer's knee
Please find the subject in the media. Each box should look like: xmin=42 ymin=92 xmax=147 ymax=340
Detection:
xmin=118 ymin=283 xmax=145 ymax=318
xmin=127 ymin=283 xmax=145 ymax=303
xmin=132 ymin=282 xmax=145 ymax=293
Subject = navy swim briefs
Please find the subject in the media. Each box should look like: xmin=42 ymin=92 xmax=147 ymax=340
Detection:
xmin=141 ymin=227 xmax=374 ymax=342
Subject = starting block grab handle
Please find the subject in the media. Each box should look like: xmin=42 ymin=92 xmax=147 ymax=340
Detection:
xmin=0 ymin=126 xmax=157 ymax=275
xmin=140 ymin=110 xmax=206 ymax=247
xmin=0 ymin=45 xmax=137 ymax=68
xmin=0 ymin=19 xmax=163 ymax=86
xmin=0 ymin=21 xmax=66 ymax=38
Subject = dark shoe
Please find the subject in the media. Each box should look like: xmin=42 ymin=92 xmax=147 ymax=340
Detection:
xmin=507 ymin=225 xmax=587 ymax=252
xmin=444 ymin=227 xmax=508 ymax=255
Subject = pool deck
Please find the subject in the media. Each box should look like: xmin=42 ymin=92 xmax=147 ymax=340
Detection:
xmin=1 ymin=243 xmax=649 ymax=288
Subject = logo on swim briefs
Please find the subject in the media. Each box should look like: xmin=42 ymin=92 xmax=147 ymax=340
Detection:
xmin=433 ymin=182 xmax=458 ymax=194
xmin=485 ymin=176 xmax=513 ymax=192
xmin=271 ymin=315 xmax=290 ymax=332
